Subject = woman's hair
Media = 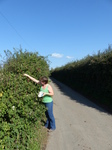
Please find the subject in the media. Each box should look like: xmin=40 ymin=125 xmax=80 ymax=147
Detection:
xmin=40 ymin=76 xmax=48 ymax=84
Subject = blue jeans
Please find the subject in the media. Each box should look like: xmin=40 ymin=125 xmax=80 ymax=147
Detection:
xmin=44 ymin=101 xmax=56 ymax=130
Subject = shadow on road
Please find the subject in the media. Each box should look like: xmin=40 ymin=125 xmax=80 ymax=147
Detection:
xmin=50 ymin=77 xmax=112 ymax=115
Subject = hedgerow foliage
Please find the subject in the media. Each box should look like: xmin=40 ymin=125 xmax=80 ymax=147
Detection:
xmin=0 ymin=48 xmax=50 ymax=149
xmin=51 ymin=46 xmax=112 ymax=111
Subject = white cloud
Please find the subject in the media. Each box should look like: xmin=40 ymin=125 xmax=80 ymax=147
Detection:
xmin=66 ymin=56 xmax=74 ymax=59
xmin=51 ymin=53 xmax=63 ymax=58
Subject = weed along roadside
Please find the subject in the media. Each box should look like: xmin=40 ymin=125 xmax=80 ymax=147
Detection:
xmin=0 ymin=49 xmax=50 ymax=150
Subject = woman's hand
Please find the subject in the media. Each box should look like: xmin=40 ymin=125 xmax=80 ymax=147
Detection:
xmin=43 ymin=92 xmax=52 ymax=96
xmin=23 ymin=73 xmax=29 ymax=77
xmin=43 ymin=93 xmax=46 ymax=96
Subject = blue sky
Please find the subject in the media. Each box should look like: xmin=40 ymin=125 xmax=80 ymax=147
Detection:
xmin=0 ymin=0 xmax=112 ymax=69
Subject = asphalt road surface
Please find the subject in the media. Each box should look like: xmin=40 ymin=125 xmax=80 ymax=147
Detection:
xmin=46 ymin=78 xmax=112 ymax=150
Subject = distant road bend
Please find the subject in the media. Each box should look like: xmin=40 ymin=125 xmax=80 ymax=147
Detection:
xmin=46 ymin=78 xmax=112 ymax=150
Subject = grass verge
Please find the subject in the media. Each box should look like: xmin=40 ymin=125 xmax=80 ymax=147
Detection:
xmin=28 ymin=122 xmax=48 ymax=150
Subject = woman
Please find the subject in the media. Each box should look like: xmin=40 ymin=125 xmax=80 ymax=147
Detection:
xmin=23 ymin=74 xmax=56 ymax=131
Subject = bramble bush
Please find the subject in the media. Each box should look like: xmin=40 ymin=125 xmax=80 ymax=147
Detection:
xmin=0 ymin=48 xmax=50 ymax=149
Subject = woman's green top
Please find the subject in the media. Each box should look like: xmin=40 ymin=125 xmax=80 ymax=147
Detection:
xmin=40 ymin=84 xmax=53 ymax=103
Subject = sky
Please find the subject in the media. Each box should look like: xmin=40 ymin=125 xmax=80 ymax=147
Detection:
xmin=0 ymin=0 xmax=112 ymax=69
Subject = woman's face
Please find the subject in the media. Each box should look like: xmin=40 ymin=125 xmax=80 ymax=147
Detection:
xmin=41 ymin=81 xmax=45 ymax=85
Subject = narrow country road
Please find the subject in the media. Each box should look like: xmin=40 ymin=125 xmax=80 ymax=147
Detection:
xmin=46 ymin=78 xmax=112 ymax=150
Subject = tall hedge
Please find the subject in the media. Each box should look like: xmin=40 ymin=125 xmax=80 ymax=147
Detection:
xmin=0 ymin=49 xmax=50 ymax=149
xmin=51 ymin=46 xmax=112 ymax=112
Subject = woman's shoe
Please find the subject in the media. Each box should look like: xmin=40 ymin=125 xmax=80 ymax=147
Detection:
xmin=48 ymin=129 xmax=55 ymax=132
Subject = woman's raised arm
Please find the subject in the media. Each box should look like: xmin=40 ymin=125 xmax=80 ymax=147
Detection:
xmin=23 ymin=73 xmax=40 ymax=84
